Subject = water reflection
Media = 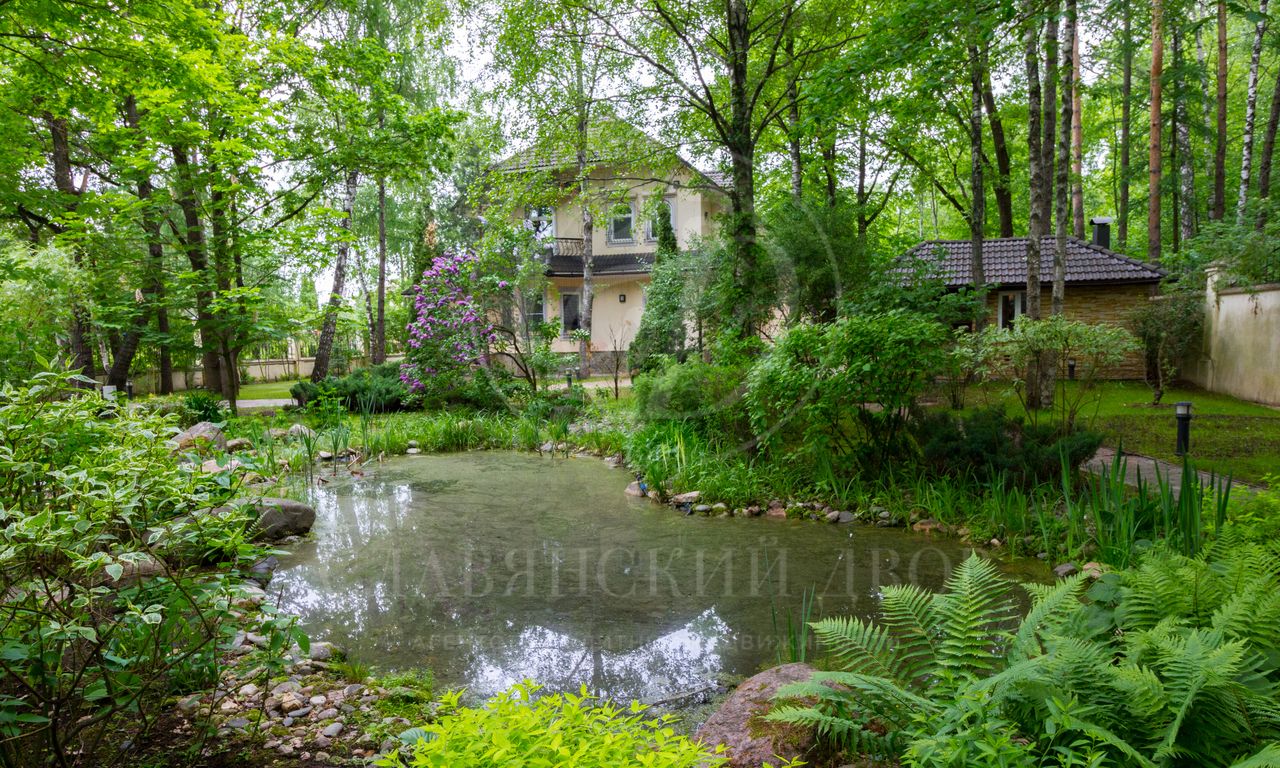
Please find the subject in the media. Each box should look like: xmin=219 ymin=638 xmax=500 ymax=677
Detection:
xmin=274 ymin=452 xmax=1035 ymax=702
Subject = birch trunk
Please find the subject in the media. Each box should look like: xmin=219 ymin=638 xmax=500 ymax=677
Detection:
xmin=1119 ymin=0 xmax=1133 ymax=249
xmin=968 ymin=43 xmax=987 ymax=300
xmin=1025 ymin=2 xmax=1049 ymax=409
xmin=1054 ymin=0 xmax=1075 ymax=315
xmin=1256 ymin=67 xmax=1280 ymax=228
xmin=1237 ymin=0 xmax=1270 ymax=224
xmin=1174 ymin=32 xmax=1197 ymax=245
xmin=1150 ymin=0 xmax=1165 ymax=261
xmin=1071 ymin=27 xmax=1085 ymax=238
xmin=1212 ymin=0 xmax=1227 ymax=221
xmin=312 ymin=170 xmax=358 ymax=382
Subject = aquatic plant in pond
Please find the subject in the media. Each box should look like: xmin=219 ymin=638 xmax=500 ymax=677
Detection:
xmin=401 ymin=251 xmax=499 ymax=400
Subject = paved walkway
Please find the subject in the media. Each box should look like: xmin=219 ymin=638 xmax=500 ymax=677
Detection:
xmin=547 ymin=377 xmax=631 ymax=391
xmin=1084 ymin=447 xmax=1255 ymax=497
xmin=232 ymin=398 xmax=294 ymax=409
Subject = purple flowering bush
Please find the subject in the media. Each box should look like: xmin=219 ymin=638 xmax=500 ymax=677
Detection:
xmin=401 ymin=251 xmax=498 ymax=401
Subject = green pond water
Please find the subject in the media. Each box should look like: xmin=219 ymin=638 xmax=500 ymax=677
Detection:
xmin=276 ymin=452 xmax=1042 ymax=703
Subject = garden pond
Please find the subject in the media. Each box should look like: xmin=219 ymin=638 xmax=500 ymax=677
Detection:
xmin=275 ymin=452 xmax=1044 ymax=703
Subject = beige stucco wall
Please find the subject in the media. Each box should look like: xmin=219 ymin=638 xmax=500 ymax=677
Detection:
xmin=512 ymin=165 xmax=725 ymax=252
xmin=1183 ymin=272 xmax=1280 ymax=406
xmin=545 ymin=275 xmax=650 ymax=354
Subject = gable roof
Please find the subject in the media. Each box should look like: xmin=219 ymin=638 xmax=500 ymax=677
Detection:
xmin=492 ymin=123 xmax=730 ymax=193
xmin=899 ymin=236 xmax=1166 ymax=288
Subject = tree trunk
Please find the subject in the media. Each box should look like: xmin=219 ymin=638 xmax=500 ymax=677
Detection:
xmin=1212 ymin=0 xmax=1227 ymax=221
xmin=981 ymin=58 xmax=1015 ymax=237
xmin=1071 ymin=27 xmax=1085 ymax=239
xmin=821 ymin=135 xmax=838 ymax=208
xmin=1255 ymin=66 xmax=1280 ymax=228
xmin=312 ymin=170 xmax=359 ymax=382
xmin=1040 ymin=0 xmax=1060 ymax=229
xmin=856 ymin=126 xmax=869 ymax=236
xmin=170 ymin=144 xmax=220 ymax=393
xmin=1174 ymin=31 xmax=1197 ymax=246
xmin=373 ymin=175 xmax=388 ymax=364
xmin=1150 ymin=0 xmax=1165 ymax=261
xmin=44 ymin=114 xmax=96 ymax=382
xmin=1237 ymin=0 xmax=1270 ymax=224
xmin=1054 ymin=0 xmax=1075 ymax=315
xmin=1119 ymin=0 xmax=1133 ymax=249
xmin=786 ymin=36 xmax=803 ymax=200
xmin=968 ymin=43 xmax=987 ymax=298
xmin=1025 ymin=1 xmax=1047 ymax=408
xmin=726 ymin=0 xmax=764 ymax=337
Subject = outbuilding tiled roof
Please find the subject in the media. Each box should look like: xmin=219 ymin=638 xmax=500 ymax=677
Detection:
xmin=899 ymin=237 xmax=1165 ymax=287
xmin=546 ymin=252 xmax=655 ymax=277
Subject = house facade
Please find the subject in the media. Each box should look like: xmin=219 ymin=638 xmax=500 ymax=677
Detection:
xmin=494 ymin=144 xmax=728 ymax=373
xmin=901 ymin=220 xmax=1165 ymax=379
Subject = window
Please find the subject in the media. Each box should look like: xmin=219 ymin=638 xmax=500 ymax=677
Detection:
xmin=998 ymin=291 xmax=1026 ymax=329
xmin=560 ymin=293 xmax=581 ymax=337
xmin=645 ymin=198 xmax=676 ymax=242
xmin=607 ymin=203 xmax=634 ymax=244
xmin=522 ymin=291 xmax=545 ymax=339
xmin=525 ymin=206 xmax=554 ymax=240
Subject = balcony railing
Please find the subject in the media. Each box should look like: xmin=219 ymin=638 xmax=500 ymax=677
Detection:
xmin=541 ymin=237 xmax=585 ymax=258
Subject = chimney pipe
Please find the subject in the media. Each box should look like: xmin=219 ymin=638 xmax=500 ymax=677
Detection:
xmin=1090 ymin=216 xmax=1113 ymax=249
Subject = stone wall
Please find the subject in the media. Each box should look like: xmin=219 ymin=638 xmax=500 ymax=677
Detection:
xmin=1182 ymin=272 xmax=1280 ymax=406
xmin=984 ymin=282 xmax=1155 ymax=380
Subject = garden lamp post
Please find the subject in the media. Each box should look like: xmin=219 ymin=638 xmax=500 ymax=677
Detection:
xmin=1175 ymin=401 xmax=1193 ymax=456
xmin=126 ymin=380 xmax=135 ymax=400
xmin=1067 ymin=359 xmax=1077 ymax=380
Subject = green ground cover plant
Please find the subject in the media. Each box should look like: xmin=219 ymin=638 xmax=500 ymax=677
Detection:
xmin=769 ymin=540 xmax=1280 ymax=767
xmin=378 ymin=682 xmax=735 ymax=768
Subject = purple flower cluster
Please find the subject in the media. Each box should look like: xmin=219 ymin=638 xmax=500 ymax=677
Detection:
xmin=400 ymin=251 xmax=497 ymax=393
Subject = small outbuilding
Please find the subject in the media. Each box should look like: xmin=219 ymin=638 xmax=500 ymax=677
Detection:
xmin=901 ymin=220 xmax=1165 ymax=379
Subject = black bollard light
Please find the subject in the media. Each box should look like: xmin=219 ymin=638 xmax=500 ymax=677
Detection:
xmin=1067 ymin=358 xmax=1077 ymax=380
xmin=126 ymin=380 xmax=135 ymax=400
xmin=1175 ymin=401 xmax=1193 ymax=456
xmin=566 ymin=372 xmax=573 ymax=389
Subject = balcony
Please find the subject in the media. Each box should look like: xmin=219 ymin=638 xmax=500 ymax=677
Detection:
xmin=541 ymin=237 xmax=585 ymax=258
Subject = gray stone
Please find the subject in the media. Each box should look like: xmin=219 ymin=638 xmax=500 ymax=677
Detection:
xmin=342 ymin=684 xmax=365 ymax=697
xmin=288 ymin=423 xmax=316 ymax=440
xmin=177 ymin=695 xmax=202 ymax=715
xmin=316 ymin=708 xmax=339 ymax=720
xmin=282 ymin=717 xmax=294 ymax=727
xmin=251 ymin=497 xmax=316 ymax=542
xmin=824 ymin=510 xmax=841 ymax=523
xmin=170 ymin=421 xmax=226 ymax=453
xmin=405 ymin=447 xmax=421 ymax=455
xmin=711 ymin=503 xmax=728 ymax=512
xmin=238 ymin=683 xmax=259 ymax=697
xmin=225 ymin=437 xmax=253 ymax=452
xmin=272 ymin=681 xmax=302 ymax=695
xmin=694 ymin=663 xmax=824 ymax=768
xmin=837 ymin=511 xmax=855 ymax=523
xmin=309 ymin=641 xmax=339 ymax=661
xmin=321 ymin=722 xmax=344 ymax=738
xmin=289 ymin=706 xmax=312 ymax=718
xmin=309 ymin=695 xmax=328 ymax=706
xmin=670 ymin=491 xmax=701 ymax=504
xmin=226 ymin=717 xmax=251 ymax=730
xmin=694 ymin=504 xmax=712 ymax=514
xmin=624 ymin=481 xmax=646 ymax=498
xmin=104 ymin=554 xmax=165 ymax=588
xmin=1053 ymin=562 xmax=1079 ymax=579
xmin=407 ymin=440 xmax=419 ymax=448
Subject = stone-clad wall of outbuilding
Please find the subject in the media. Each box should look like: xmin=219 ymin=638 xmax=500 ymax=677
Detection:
xmin=983 ymin=282 xmax=1157 ymax=380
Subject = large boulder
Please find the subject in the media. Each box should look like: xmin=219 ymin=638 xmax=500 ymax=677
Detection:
xmin=695 ymin=663 xmax=825 ymax=768
xmin=170 ymin=421 xmax=226 ymax=453
xmin=251 ymin=497 xmax=316 ymax=541
xmin=287 ymin=423 xmax=316 ymax=440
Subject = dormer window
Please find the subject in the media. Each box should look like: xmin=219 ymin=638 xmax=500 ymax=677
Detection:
xmin=607 ymin=203 xmax=634 ymax=244
xmin=526 ymin=206 xmax=554 ymax=240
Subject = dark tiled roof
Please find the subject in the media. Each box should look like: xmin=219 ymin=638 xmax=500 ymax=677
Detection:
xmin=899 ymin=237 xmax=1166 ymax=287
xmin=546 ymin=252 xmax=655 ymax=277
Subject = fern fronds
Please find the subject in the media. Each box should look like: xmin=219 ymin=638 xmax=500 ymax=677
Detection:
xmin=933 ymin=554 xmax=1016 ymax=680
xmin=1010 ymin=574 xmax=1087 ymax=663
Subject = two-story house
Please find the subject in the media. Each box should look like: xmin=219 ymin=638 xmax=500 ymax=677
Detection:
xmin=492 ymin=135 xmax=729 ymax=372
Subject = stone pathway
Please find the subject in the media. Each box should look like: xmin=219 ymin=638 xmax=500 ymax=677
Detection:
xmin=547 ymin=376 xmax=631 ymax=391
xmin=1084 ymin=447 xmax=1256 ymax=497
xmin=233 ymin=397 xmax=295 ymax=409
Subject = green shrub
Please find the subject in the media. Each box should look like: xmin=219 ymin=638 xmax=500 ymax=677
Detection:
xmin=913 ymin=407 xmax=1103 ymax=485
xmin=183 ymin=389 xmax=225 ymax=423
xmin=291 ymin=364 xmax=410 ymax=413
xmin=0 ymin=368 xmax=297 ymax=766
xmin=633 ymin=360 xmax=749 ymax=439
xmin=378 ymin=682 xmax=729 ymax=768
xmin=745 ymin=310 xmax=947 ymax=468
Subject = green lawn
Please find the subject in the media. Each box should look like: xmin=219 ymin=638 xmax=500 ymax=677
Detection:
xmin=237 ymin=379 xmax=300 ymax=400
xmin=957 ymin=381 xmax=1280 ymax=485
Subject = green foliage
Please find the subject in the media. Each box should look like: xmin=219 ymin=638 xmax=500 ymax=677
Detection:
xmin=0 ymin=244 xmax=73 ymax=385
xmin=0 ymin=368 xmax=291 ymax=765
xmin=1178 ymin=221 xmax=1280 ymax=288
xmin=770 ymin=544 xmax=1280 ymax=767
xmin=914 ymin=406 xmax=1103 ymax=486
xmin=629 ymin=228 xmax=688 ymax=372
xmin=745 ymin=310 xmax=947 ymax=468
xmin=633 ymin=360 xmax=749 ymax=438
xmin=993 ymin=316 xmax=1143 ymax=432
xmin=765 ymin=201 xmax=878 ymax=321
xmin=378 ymin=682 xmax=727 ymax=768
xmin=292 ymin=363 xmax=411 ymax=413
xmin=1131 ymin=288 xmax=1205 ymax=405
xmin=182 ymin=390 xmax=226 ymax=424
